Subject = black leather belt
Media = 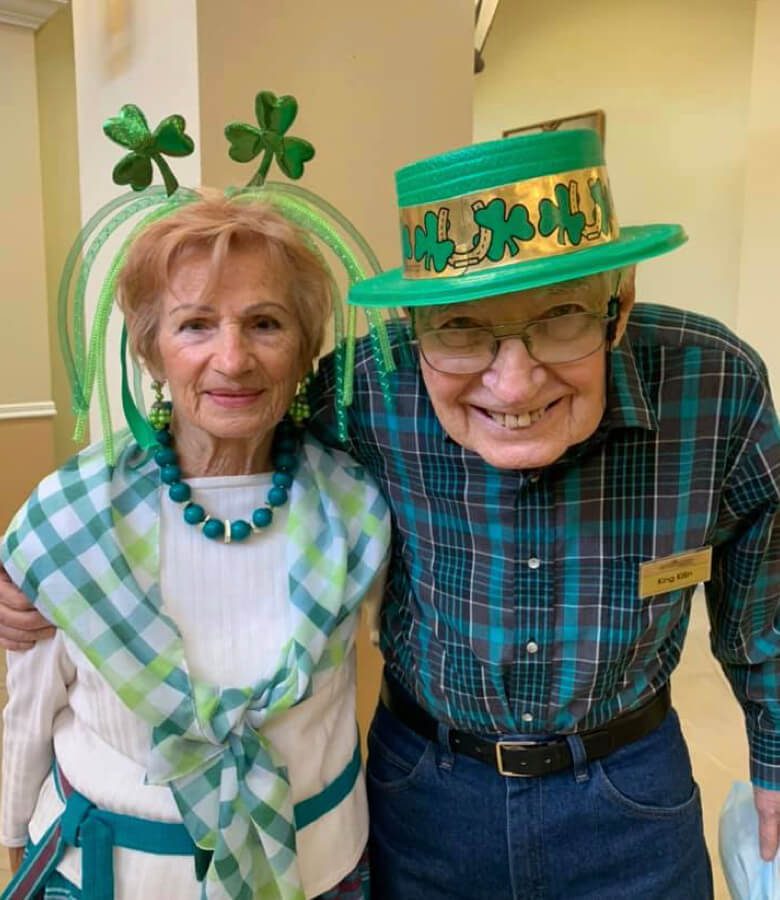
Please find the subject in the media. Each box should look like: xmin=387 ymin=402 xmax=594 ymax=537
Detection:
xmin=380 ymin=677 xmax=671 ymax=778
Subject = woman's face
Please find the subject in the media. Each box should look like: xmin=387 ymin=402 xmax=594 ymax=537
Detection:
xmin=155 ymin=244 xmax=306 ymax=464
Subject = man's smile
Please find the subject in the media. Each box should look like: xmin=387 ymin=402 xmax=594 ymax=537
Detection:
xmin=476 ymin=399 xmax=562 ymax=430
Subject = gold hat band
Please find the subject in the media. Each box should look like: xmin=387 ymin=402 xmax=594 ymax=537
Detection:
xmin=399 ymin=166 xmax=619 ymax=280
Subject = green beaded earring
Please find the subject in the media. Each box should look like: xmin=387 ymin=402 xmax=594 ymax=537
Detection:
xmin=289 ymin=373 xmax=312 ymax=427
xmin=149 ymin=380 xmax=173 ymax=431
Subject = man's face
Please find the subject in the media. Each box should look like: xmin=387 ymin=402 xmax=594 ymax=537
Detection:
xmin=415 ymin=275 xmax=626 ymax=471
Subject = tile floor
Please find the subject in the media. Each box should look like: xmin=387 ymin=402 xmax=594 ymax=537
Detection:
xmin=0 ymin=596 xmax=745 ymax=897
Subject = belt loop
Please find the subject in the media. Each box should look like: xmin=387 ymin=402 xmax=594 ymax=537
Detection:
xmin=59 ymin=786 xmax=115 ymax=900
xmin=80 ymin=813 xmax=115 ymax=900
xmin=436 ymin=721 xmax=454 ymax=771
xmin=59 ymin=791 xmax=93 ymax=847
xmin=565 ymin=734 xmax=590 ymax=784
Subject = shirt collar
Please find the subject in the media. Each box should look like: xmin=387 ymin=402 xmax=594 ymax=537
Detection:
xmin=540 ymin=337 xmax=657 ymax=473
xmin=603 ymin=330 xmax=658 ymax=433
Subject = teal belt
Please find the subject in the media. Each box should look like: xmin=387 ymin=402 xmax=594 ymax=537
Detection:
xmin=2 ymin=745 xmax=361 ymax=900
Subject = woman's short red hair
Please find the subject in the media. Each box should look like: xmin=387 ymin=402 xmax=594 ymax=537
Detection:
xmin=117 ymin=191 xmax=333 ymax=374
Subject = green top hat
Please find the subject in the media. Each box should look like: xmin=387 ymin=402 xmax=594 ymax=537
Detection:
xmin=349 ymin=129 xmax=686 ymax=308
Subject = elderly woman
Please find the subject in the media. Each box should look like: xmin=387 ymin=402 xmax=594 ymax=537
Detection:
xmin=0 ymin=195 xmax=389 ymax=899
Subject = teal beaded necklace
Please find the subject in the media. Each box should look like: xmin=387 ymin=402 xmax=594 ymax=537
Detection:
xmin=152 ymin=417 xmax=300 ymax=543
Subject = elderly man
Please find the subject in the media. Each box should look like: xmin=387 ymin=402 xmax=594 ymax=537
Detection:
xmin=2 ymin=128 xmax=779 ymax=898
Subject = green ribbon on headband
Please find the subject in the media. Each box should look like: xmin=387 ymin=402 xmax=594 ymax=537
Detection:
xmin=120 ymin=326 xmax=159 ymax=452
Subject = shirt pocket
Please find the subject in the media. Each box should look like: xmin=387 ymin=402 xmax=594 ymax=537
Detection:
xmin=597 ymin=554 xmax=692 ymax=687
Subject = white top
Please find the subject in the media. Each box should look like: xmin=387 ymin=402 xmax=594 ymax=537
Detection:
xmin=2 ymin=472 xmax=385 ymax=899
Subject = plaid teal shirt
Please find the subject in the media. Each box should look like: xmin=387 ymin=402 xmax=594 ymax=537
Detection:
xmin=310 ymin=303 xmax=780 ymax=789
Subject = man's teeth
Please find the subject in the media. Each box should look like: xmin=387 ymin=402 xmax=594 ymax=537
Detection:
xmin=489 ymin=407 xmax=546 ymax=429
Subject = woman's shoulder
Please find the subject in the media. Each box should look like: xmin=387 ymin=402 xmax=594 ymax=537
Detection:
xmin=1 ymin=433 xmax=130 ymax=576
xmin=9 ymin=433 xmax=151 ymax=531
xmin=38 ymin=430 xmax=144 ymax=492
xmin=298 ymin=432 xmax=389 ymax=526
xmin=294 ymin=433 xmax=390 ymax=573
xmin=300 ymin=432 xmax=372 ymax=483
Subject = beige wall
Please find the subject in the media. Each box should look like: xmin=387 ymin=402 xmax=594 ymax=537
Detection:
xmin=736 ymin=0 xmax=780 ymax=398
xmin=474 ymin=0 xmax=757 ymax=327
xmin=0 ymin=419 xmax=55 ymax=532
xmin=197 ymin=0 xmax=474 ymax=277
xmin=35 ymin=4 xmax=84 ymax=463
xmin=0 ymin=21 xmax=56 ymax=526
xmin=0 ymin=23 xmax=53 ymax=405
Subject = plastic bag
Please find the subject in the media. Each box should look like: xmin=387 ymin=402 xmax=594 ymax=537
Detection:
xmin=719 ymin=781 xmax=779 ymax=899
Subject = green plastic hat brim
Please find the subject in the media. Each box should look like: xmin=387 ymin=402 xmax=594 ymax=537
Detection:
xmin=349 ymin=223 xmax=686 ymax=308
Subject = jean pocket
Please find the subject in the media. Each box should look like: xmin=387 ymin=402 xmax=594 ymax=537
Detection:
xmin=595 ymin=759 xmax=701 ymax=820
xmin=367 ymin=704 xmax=435 ymax=792
xmin=592 ymin=709 xmax=701 ymax=819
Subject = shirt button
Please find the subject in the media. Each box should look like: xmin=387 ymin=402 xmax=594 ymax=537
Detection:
xmin=529 ymin=474 xmax=540 ymax=483
xmin=527 ymin=557 xmax=541 ymax=569
xmin=526 ymin=641 xmax=539 ymax=654
xmin=521 ymin=712 xmax=534 ymax=723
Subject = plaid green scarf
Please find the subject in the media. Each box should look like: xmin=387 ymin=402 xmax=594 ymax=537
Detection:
xmin=2 ymin=433 xmax=389 ymax=900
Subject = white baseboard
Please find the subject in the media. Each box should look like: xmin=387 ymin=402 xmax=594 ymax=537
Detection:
xmin=0 ymin=0 xmax=67 ymax=29
xmin=0 ymin=401 xmax=57 ymax=421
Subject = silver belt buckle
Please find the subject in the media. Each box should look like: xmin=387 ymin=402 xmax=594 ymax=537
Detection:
xmin=495 ymin=740 xmax=544 ymax=778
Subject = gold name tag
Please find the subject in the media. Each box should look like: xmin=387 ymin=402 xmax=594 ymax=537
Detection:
xmin=638 ymin=547 xmax=713 ymax=599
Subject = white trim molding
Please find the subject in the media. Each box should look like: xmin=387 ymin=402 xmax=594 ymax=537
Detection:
xmin=0 ymin=401 xmax=57 ymax=421
xmin=0 ymin=0 xmax=67 ymax=29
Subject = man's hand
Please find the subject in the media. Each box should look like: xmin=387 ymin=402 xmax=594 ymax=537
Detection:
xmin=754 ymin=786 xmax=780 ymax=861
xmin=0 ymin=567 xmax=54 ymax=650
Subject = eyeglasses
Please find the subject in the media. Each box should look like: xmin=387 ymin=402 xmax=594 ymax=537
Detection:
xmin=417 ymin=311 xmax=615 ymax=375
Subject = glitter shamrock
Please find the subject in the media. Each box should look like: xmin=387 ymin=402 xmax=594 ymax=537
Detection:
xmin=224 ymin=90 xmax=315 ymax=187
xmin=103 ymin=104 xmax=195 ymax=196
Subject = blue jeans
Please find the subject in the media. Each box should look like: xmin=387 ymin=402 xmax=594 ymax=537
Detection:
xmin=366 ymin=694 xmax=712 ymax=899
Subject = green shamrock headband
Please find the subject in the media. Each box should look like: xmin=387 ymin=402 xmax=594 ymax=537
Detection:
xmin=60 ymin=90 xmax=402 ymax=462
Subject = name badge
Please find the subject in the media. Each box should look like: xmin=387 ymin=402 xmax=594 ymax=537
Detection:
xmin=638 ymin=546 xmax=713 ymax=599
